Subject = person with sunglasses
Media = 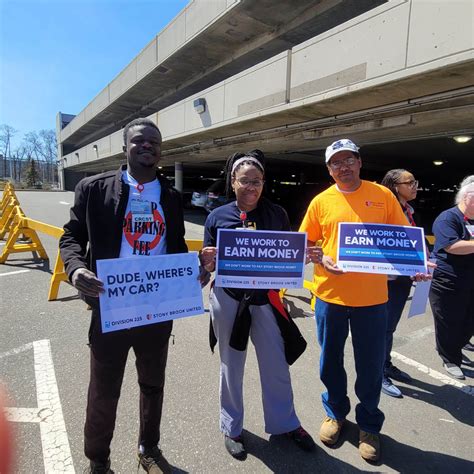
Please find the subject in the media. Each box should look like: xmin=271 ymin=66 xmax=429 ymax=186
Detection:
xmin=199 ymin=150 xmax=321 ymax=460
xmin=380 ymin=169 xmax=421 ymax=397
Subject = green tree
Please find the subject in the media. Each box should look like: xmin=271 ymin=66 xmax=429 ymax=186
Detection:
xmin=25 ymin=157 xmax=40 ymax=188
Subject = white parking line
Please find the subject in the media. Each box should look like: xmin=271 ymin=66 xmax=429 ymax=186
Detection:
xmin=4 ymin=407 xmax=41 ymax=423
xmin=391 ymin=351 xmax=474 ymax=397
xmin=0 ymin=342 xmax=33 ymax=359
xmin=4 ymin=340 xmax=75 ymax=472
xmin=59 ymin=201 xmax=70 ymax=205
xmin=0 ymin=269 xmax=31 ymax=277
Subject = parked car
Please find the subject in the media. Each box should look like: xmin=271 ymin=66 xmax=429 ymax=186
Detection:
xmin=191 ymin=189 xmax=208 ymax=209
xmin=166 ymin=176 xmax=215 ymax=209
xmin=204 ymin=179 xmax=230 ymax=213
xmin=187 ymin=178 xmax=214 ymax=209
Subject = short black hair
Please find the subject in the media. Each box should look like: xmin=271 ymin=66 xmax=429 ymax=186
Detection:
xmin=123 ymin=118 xmax=161 ymax=145
xmin=223 ymin=149 xmax=265 ymax=198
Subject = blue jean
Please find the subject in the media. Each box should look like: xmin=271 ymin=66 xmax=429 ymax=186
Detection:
xmin=315 ymin=298 xmax=387 ymax=434
xmin=385 ymin=277 xmax=412 ymax=371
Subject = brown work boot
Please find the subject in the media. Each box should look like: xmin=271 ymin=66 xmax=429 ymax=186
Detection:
xmin=359 ymin=430 xmax=380 ymax=462
xmin=319 ymin=417 xmax=344 ymax=445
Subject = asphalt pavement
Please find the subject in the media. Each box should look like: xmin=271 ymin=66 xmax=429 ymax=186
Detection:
xmin=0 ymin=191 xmax=473 ymax=473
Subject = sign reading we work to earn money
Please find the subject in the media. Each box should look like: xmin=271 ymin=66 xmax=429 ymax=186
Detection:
xmin=215 ymin=229 xmax=306 ymax=289
xmin=337 ymin=223 xmax=427 ymax=276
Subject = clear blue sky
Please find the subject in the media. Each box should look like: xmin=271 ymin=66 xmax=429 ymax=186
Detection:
xmin=0 ymin=0 xmax=188 ymax=148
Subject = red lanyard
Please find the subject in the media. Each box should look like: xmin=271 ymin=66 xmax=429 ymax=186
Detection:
xmin=403 ymin=204 xmax=416 ymax=227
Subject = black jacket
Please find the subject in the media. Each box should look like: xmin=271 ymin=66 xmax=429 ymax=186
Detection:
xmin=209 ymin=287 xmax=307 ymax=365
xmin=59 ymin=165 xmax=188 ymax=308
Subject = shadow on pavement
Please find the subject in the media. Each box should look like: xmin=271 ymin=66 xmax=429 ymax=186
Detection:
xmin=285 ymin=298 xmax=314 ymax=319
xmin=170 ymin=467 xmax=189 ymax=474
xmin=350 ymin=433 xmax=473 ymax=473
xmin=242 ymin=429 xmax=363 ymax=473
xmin=399 ymin=378 xmax=474 ymax=427
xmin=3 ymin=258 xmax=51 ymax=273
xmin=51 ymin=294 xmax=80 ymax=303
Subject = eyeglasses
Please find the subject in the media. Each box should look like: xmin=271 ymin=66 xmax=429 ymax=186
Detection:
xmin=328 ymin=157 xmax=358 ymax=170
xmin=397 ymin=180 xmax=418 ymax=188
xmin=235 ymin=178 xmax=265 ymax=188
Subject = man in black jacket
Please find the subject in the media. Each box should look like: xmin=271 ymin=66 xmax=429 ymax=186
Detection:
xmin=60 ymin=117 xmax=187 ymax=473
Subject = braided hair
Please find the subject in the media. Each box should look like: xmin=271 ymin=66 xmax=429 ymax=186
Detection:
xmin=381 ymin=168 xmax=408 ymax=203
xmin=223 ymin=149 xmax=266 ymax=198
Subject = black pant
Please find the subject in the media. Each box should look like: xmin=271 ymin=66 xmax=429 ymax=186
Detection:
xmin=84 ymin=311 xmax=172 ymax=463
xmin=429 ymin=273 xmax=474 ymax=367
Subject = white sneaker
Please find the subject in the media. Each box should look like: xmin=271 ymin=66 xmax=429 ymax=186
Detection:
xmin=443 ymin=363 xmax=465 ymax=380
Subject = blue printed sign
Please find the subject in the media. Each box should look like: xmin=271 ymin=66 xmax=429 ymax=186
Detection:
xmin=215 ymin=229 xmax=307 ymax=289
xmin=97 ymin=253 xmax=204 ymax=333
xmin=337 ymin=223 xmax=427 ymax=276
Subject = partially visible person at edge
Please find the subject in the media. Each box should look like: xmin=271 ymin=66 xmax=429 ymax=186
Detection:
xmin=60 ymin=118 xmax=188 ymax=474
xmin=199 ymin=150 xmax=322 ymax=460
xmin=299 ymin=139 xmax=432 ymax=462
xmin=379 ymin=169 xmax=422 ymax=398
xmin=429 ymin=175 xmax=474 ymax=380
xmin=0 ymin=387 xmax=13 ymax=474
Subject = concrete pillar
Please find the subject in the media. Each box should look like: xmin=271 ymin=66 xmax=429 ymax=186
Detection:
xmin=174 ymin=161 xmax=183 ymax=192
xmin=58 ymin=162 xmax=65 ymax=190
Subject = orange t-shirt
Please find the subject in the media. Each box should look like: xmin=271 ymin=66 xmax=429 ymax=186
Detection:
xmin=299 ymin=180 xmax=407 ymax=307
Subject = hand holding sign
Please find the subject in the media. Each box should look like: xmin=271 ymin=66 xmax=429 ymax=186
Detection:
xmin=72 ymin=268 xmax=105 ymax=297
xmin=200 ymin=246 xmax=217 ymax=272
xmin=411 ymin=260 xmax=436 ymax=282
xmin=322 ymin=255 xmax=344 ymax=275
xmin=305 ymin=246 xmax=323 ymax=264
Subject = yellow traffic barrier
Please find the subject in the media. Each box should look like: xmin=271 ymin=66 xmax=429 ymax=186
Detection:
xmin=0 ymin=189 xmax=17 ymax=216
xmin=304 ymin=279 xmax=316 ymax=311
xmin=0 ymin=197 xmax=21 ymax=240
xmin=0 ymin=209 xmax=49 ymax=264
xmin=426 ymin=235 xmax=435 ymax=245
xmin=186 ymin=239 xmax=203 ymax=252
xmin=0 ymin=208 xmax=68 ymax=300
xmin=279 ymin=278 xmax=314 ymax=309
xmin=48 ymin=248 xmax=69 ymax=301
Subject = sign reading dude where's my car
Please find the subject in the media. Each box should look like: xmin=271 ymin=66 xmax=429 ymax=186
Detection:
xmin=97 ymin=253 xmax=204 ymax=333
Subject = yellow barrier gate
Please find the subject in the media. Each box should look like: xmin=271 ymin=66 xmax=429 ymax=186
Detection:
xmin=0 ymin=184 xmax=68 ymax=300
xmin=0 ymin=197 xmax=21 ymax=240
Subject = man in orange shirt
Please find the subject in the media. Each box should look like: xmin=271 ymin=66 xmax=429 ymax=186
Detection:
xmin=300 ymin=139 xmax=430 ymax=462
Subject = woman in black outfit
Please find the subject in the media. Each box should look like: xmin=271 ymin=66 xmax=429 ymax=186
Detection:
xmin=199 ymin=150 xmax=321 ymax=459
